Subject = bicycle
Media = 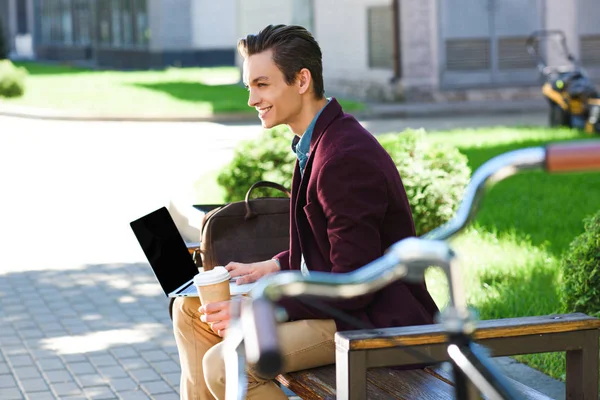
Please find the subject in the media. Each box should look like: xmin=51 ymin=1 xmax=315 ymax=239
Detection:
xmin=223 ymin=139 xmax=600 ymax=400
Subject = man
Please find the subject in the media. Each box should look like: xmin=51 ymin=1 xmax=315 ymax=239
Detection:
xmin=172 ymin=24 xmax=439 ymax=399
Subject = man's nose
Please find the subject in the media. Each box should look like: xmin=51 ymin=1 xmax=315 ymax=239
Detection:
xmin=247 ymin=88 xmax=260 ymax=108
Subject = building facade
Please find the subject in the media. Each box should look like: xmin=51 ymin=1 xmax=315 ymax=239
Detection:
xmin=239 ymin=0 xmax=600 ymax=101
xmin=2 ymin=0 xmax=237 ymax=68
xmin=3 ymin=0 xmax=600 ymax=100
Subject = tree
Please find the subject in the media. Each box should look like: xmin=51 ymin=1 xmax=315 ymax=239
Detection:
xmin=0 ymin=18 xmax=7 ymax=60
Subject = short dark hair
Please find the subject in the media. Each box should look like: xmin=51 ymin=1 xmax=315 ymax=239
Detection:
xmin=238 ymin=24 xmax=325 ymax=99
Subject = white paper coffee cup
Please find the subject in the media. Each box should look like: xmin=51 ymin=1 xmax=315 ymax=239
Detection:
xmin=193 ymin=266 xmax=231 ymax=306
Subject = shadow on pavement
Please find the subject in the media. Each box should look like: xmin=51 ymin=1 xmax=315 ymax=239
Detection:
xmin=0 ymin=262 xmax=181 ymax=399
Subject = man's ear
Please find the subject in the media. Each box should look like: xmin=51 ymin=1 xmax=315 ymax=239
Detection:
xmin=297 ymin=68 xmax=312 ymax=95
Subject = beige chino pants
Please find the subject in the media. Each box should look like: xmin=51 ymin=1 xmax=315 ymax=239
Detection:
xmin=172 ymin=296 xmax=337 ymax=400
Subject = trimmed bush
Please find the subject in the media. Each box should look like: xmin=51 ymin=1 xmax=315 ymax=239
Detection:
xmin=561 ymin=210 xmax=600 ymax=317
xmin=377 ymin=129 xmax=470 ymax=235
xmin=0 ymin=60 xmax=27 ymax=98
xmin=217 ymin=127 xmax=470 ymax=235
xmin=217 ymin=126 xmax=296 ymax=201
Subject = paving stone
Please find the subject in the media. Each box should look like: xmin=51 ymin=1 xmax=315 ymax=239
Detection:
xmin=19 ymin=377 xmax=49 ymax=392
xmin=110 ymin=347 xmax=138 ymax=359
xmin=0 ymin=373 xmax=18 ymax=388
xmin=117 ymin=389 xmax=151 ymax=400
xmin=19 ymin=329 xmax=45 ymax=340
xmin=129 ymin=368 xmax=160 ymax=383
xmin=0 ymin=363 xmax=10 ymax=374
xmin=89 ymin=354 xmax=118 ymax=367
xmin=3 ymin=346 xmax=29 ymax=356
xmin=25 ymin=391 xmax=57 ymax=400
xmin=0 ymin=327 xmax=18 ymax=338
xmin=162 ymin=372 xmax=180 ymax=388
xmin=152 ymin=393 xmax=179 ymax=400
xmin=34 ymin=322 xmax=62 ymax=332
xmin=12 ymin=320 xmax=37 ymax=330
xmin=140 ymin=380 xmax=173 ymax=395
xmin=50 ymin=381 xmax=82 ymax=397
xmin=8 ymin=354 xmax=34 ymax=368
xmin=44 ymin=369 xmax=74 ymax=383
xmin=75 ymin=373 xmax=107 ymax=388
xmin=150 ymin=360 xmax=180 ymax=375
xmin=0 ymin=386 xmax=24 ymax=399
xmin=61 ymin=354 xmax=87 ymax=363
xmin=0 ymin=336 xmax=23 ymax=346
xmin=97 ymin=365 xmax=129 ymax=379
xmin=3 ymin=304 xmax=27 ymax=313
xmin=13 ymin=366 xmax=42 ymax=380
xmin=119 ymin=359 xmax=149 ymax=371
xmin=82 ymin=385 xmax=117 ymax=400
xmin=108 ymin=377 xmax=138 ymax=391
xmin=131 ymin=342 xmax=159 ymax=352
xmin=140 ymin=350 xmax=170 ymax=363
xmin=66 ymin=361 xmax=96 ymax=375
xmin=36 ymin=357 xmax=64 ymax=371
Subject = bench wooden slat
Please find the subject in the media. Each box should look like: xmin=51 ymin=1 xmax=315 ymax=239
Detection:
xmin=277 ymin=365 xmax=455 ymax=400
xmin=337 ymin=313 xmax=600 ymax=350
xmin=425 ymin=365 xmax=553 ymax=400
xmin=366 ymin=368 xmax=454 ymax=399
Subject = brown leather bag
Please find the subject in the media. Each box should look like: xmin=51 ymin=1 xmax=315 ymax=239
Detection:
xmin=198 ymin=181 xmax=291 ymax=271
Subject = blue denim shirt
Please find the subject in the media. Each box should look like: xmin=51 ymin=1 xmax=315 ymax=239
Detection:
xmin=291 ymin=99 xmax=330 ymax=275
xmin=293 ymin=99 xmax=330 ymax=176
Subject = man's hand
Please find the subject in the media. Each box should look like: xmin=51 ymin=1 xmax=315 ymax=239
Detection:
xmin=225 ymin=259 xmax=280 ymax=285
xmin=199 ymin=300 xmax=231 ymax=338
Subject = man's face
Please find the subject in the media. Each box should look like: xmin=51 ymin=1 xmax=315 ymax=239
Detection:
xmin=243 ymin=49 xmax=302 ymax=129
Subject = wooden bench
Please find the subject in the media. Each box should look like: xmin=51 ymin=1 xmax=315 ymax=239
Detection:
xmin=276 ymin=313 xmax=600 ymax=399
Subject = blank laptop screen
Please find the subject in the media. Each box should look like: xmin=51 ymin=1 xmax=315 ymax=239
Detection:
xmin=130 ymin=207 xmax=198 ymax=296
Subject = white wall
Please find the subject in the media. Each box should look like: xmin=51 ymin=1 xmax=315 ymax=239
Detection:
xmin=235 ymin=0 xmax=293 ymax=67
xmin=149 ymin=0 xmax=194 ymax=51
xmin=400 ymin=0 xmax=438 ymax=89
xmin=314 ymin=0 xmax=394 ymax=89
xmin=191 ymin=0 xmax=236 ymax=49
xmin=545 ymin=0 xmax=578 ymax=63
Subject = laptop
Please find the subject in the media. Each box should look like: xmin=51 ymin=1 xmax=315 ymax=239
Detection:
xmin=130 ymin=207 xmax=256 ymax=298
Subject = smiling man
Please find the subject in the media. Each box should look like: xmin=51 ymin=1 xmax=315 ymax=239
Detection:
xmin=172 ymin=24 xmax=439 ymax=400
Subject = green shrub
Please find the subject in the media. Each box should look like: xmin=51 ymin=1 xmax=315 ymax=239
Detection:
xmin=561 ymin=210 xmax=600 ymax=317
xmin=377 ymin=129 xmax=470 ymax=235
xmin=217 ymin=127 xmax=470 ymax=235
xmin=0 ymin=60 xmax=27 ymax=98
xmin=217 ymin=126 xmax=296 ymax=201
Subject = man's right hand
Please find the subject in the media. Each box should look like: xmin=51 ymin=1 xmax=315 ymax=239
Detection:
xmin=224 ymin=259 xmax=280 ymax=285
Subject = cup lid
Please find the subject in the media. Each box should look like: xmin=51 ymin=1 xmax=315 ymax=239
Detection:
xmin=193 ymin=266 xmax=230 ymax=286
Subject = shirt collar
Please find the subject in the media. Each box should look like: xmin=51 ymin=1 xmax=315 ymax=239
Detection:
xmin=293 ymin=98 xmax=330 ymax=159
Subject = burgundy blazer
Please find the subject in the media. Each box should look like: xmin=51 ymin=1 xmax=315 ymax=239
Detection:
xmin=274 ymin=98 xmax=439 ymax=331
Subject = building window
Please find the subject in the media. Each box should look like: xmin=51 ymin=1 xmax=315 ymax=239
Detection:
xmin=73 ymin=0 xmax=91 ymax=45
xmin=36 ymin=0 xmax=148 ymax=48
xmin=367 ymin=6 xmax=394 ymax=69
xmin=61 ymin=0 xmax=73 ymax=44
xmin=134 ymin=0 xmax=149 ymax=46
xmin=97 ymin=0 xmax=111 ymax=45
xmin=122 ymin=0 xmax=133 ymax=46
xmin=111 ymin=0 xmax=122 ymax=46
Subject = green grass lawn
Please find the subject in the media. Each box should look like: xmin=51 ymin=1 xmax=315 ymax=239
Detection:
xmin=194 ymin=125 xmax=600 ymax=381
xmin=1 ymin=62 xmax=364 ymax=116
xmin=425 ymin=126 xmax=599 ymax=381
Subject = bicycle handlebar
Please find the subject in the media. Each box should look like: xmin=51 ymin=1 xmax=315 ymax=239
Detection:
xmin=243 ymin=140 xmax=600 ymax=378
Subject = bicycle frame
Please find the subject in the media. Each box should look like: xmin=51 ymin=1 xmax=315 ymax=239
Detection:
xmin=224 ymin=140 xmax=600 ymax=400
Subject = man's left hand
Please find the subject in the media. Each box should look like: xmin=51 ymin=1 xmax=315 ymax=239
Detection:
xmin=199 ymin=300 xmax=231 ymax=337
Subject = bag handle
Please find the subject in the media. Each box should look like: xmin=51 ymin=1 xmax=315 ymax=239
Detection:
xmin=244 ymin=181 xmax=291 ymax=220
